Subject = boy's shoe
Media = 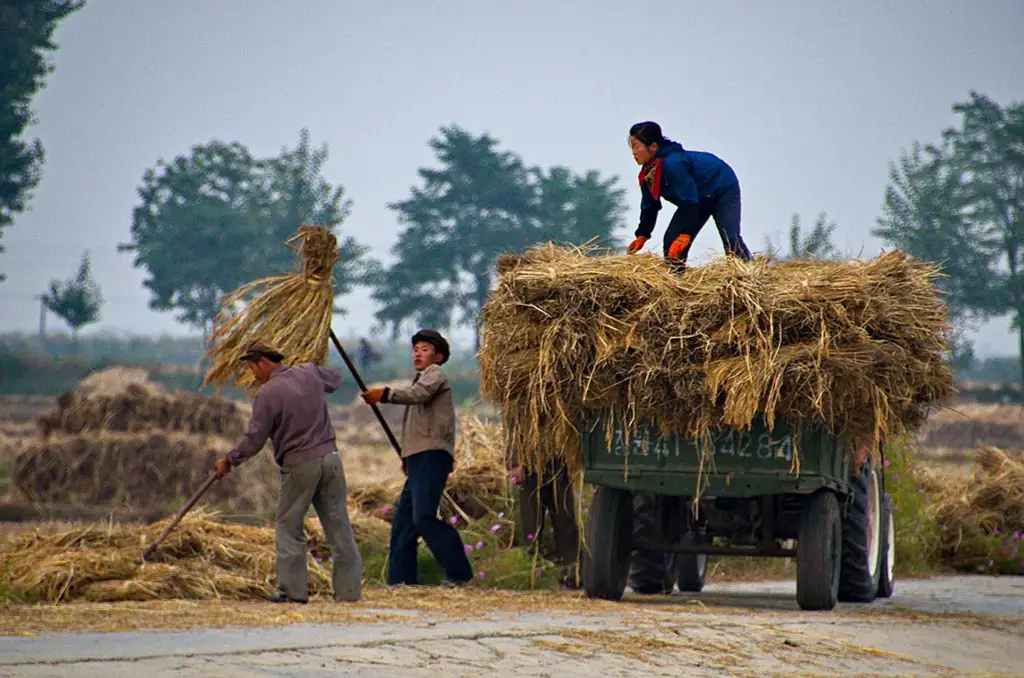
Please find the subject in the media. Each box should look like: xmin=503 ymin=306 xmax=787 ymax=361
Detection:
xmin=440 ymin=578 xmax=470 ymax=588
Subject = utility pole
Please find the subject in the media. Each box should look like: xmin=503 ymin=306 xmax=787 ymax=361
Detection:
xmin=33 ymin=294 xmax=46 ymax=339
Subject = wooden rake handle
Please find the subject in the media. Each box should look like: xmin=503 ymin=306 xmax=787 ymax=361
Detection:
xmin=329 ymin=329 xmax=403 ymax=460
xmin=142 ymin=473 xmax=218 ymax=561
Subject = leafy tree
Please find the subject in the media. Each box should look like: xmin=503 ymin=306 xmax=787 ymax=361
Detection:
xmin=0 ymin=0 xmax=85 ymax=281
xmin=873 ymin=92 xmax=1024 ymax=381
xmin=42 ymin=251 xmax=102 ymax=340
xmin=119 ymin=129 xmax=368 ymax=335
xmin=372 ymin=125 xmax=625 ymax=347
xmin=765 ymin=212 xmax=840 ymax=260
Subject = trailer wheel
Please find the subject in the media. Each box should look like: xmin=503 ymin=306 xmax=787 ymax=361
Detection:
xmin=876 ymin=492 xmax=896 ymax=598
xmin=583 ymin=487 xmax=633 ymax=601
xmin=797 ymin=490 xmax=842 ymax=611
xmin=628 ymin=492 xmax=675 ymax=594
xmin=838 ymin=463 xmax=881 ymax=602
xmin=675 ymin=531 xmax=707 ymax=593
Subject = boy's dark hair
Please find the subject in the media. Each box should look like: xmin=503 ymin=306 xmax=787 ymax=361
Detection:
xmin=629 ymin=121 xmax=672 ymax=147
xmin=412 ymin=329 xmax=450 ymax=365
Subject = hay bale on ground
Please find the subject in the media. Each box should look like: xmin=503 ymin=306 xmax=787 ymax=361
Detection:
xmin=480 ymin=245 xmax=955 ymax=474
xmin=35 ymin=387 xmax=250 ymax=439
xmin=11 ymin=432 xmax=278 ymax=516
xmin=923 ymin=446 xmax=1024 ymax=564
xmin=0 ymin=508 xmax=389 ymax=602
xmin=76 ymin=367 xmax=165 ymax=396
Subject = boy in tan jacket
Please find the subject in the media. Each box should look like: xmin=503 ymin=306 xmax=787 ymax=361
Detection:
xmin=361 ymin=329 xmax=473 ymax=586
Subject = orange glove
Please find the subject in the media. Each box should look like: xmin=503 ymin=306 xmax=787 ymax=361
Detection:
xmin=361 ymin=387 xmax=386 ymax=405
xmin=215 ymin=457 xmax=232 ymax=479
xmin=626 ymin=236 xmax=648 ymax=254
xmin=667 ymin=234 xmax=692 ymax=260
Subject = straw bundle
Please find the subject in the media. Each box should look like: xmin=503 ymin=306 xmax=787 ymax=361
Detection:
xmin=35 ymin=386 xmax=249 ymax=439
xmin=203 ymin=224 xmax=339 ymax=390
xmin=920 ymin=446 xmax=1024 ymax=562
xmin=480 ymin=245 xmax=955 ymax=475
xmin=0 ymin=509 xmax=389 ymax=602
xmin=11 ymin=432 xmax=278 ymax=515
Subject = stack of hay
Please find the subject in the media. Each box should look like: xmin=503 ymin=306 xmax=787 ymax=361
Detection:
xmin=918 ymin=446 xmax=1024 ymax=568
xmin=0 ymin=508 xmax=390 ymax=602
xmin=11 ymin=368 xmax=277 ymax=517
xmin=480 ymin=245 xmax=955 ymax=474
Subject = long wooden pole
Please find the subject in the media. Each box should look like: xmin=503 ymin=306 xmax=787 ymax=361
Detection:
xmin=142 ymin=473 xmax=218 ymax=561
xmin=329 ymin=329 xmax=403 ymax=459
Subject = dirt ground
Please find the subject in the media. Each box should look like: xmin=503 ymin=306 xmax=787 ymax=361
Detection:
xmin=1 ymin=576 xmax=1022 ymax=677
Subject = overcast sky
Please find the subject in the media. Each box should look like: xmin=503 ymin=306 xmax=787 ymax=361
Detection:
xmin=2 ymin=1 xmax=1022 ymax=355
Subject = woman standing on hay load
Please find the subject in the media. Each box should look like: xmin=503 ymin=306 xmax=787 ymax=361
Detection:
xmin=361 ymin=329 xmax=474 ymax=587
xmin=626 ymin=121 xmax=752 ymax=271
xmin=214 ymin=341 xmax=363 ymax=604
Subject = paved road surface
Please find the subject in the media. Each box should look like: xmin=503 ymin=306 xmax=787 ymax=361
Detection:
xmin=2 ymin=576 xmax=1022 ymax=677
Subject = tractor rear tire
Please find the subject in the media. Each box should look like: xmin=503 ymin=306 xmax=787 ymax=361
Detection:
xmin=583 ymin=487 xmax=633 ymax=601
xmin=838 ymin=463 xmax=881 ymax=602
xmin=876 ymin=492 xmax=896 ymax=598
xmin=796 ymin=490 xmax=842 ymax=611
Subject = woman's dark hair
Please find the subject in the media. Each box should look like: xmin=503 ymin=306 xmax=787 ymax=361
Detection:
xmin=629 ymin=121 xmax=671 ymax=147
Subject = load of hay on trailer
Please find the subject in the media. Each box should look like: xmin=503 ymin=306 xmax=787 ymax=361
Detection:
xmin=479 ymin=245 xmax=954 ymax=610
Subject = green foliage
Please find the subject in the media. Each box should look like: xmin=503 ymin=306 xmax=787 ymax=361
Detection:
xmin=41 ymin=251 xmax=102 ymax=337
xmin=0 ymin=0 xmax=85 ymax=280
xmin=873 ymin=92 xmax=1024 ymax=381
xmin=371 ymin=125 xmax=626 ymax=347
xmin=119 ymin=129 xmax=369 ymax=330
xmin=765 ymin=212 xmax=840 ymax=260
xmin=883 ymin=439 xmax=942 ymax=575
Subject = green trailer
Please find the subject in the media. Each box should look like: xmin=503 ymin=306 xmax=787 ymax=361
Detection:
xmin=579 ymin=414 xmax=896 ymax=611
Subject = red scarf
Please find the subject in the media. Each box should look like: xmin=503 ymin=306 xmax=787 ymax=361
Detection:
xmin=639 ymin=158 xmax=663 ymax=200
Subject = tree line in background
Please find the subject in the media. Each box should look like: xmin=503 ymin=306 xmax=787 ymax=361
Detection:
xmin=2 ymin=4 xmax=1023 ymax=378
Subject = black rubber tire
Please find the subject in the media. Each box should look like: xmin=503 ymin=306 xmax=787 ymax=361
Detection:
xmin=838 ymin=464 xmax=881 ymax=602
xmin=582 ymin=487 xmax=633 ymax=601
xmin=796 ymin=490 xmax=842 ymax=611
xmin=628 ymin=492 xmax=675 ymax=595
xmin=675 ymin=531 xmax=707 ymax=593
xmin=876 ymin=493 xmax=896 ymax=599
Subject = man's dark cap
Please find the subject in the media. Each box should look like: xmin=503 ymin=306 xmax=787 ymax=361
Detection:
xmin=411 ymin=329 xmax=450 ymax=364
xmin=239 ymin=340 xmax=285 ymax=363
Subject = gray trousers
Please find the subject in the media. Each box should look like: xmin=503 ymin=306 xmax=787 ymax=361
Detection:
xmin=276 ymin=452 xmax=362 ymax=602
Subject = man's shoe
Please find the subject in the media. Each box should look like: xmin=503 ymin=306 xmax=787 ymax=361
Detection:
xmin=268 ymin=590 xmax=307 ymax=604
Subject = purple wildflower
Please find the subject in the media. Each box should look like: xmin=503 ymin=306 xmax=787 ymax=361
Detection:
xmin=535 ymin=569 xmax=542 ymax=577
xmin=450 ymin=516 xmax=458 ymax=525
xmin=498 ymin=512 xmax=504 ymax=519
xmin=892 ymin=472 xmax=900 ymax=481
xmin=489 ymin=524 xmax=501 ymax=534
xmin=994 ymin=528 xmax=1001 ymax=536
xmin=464 ymin=544 xmax=473 ymax=553
xmin=526 ymin=533 xmax=535 ymax=541
xmin=381 ymin=506 xmax=390 ymax=515
xmin=883 ymin=459 xmax=890 ymax=468
xmin=478 ymin=571 xmax=486 ymax=579
xmin=476 ymin=541 xmax=484 ymax=550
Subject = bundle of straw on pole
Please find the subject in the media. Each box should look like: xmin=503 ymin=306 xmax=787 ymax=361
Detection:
xmin=203 ymin=224 xmax=339 ymax=390
xmin=479 ymin=244 xmax=955 ymax=476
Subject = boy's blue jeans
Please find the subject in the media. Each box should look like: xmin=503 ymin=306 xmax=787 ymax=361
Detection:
xmin=387 ymin=449 xmax=473 ymax=585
